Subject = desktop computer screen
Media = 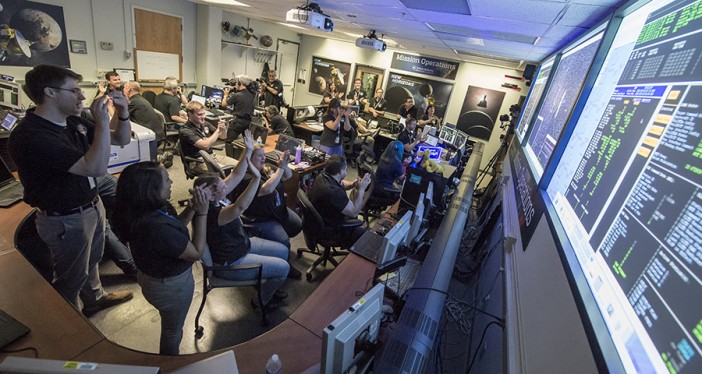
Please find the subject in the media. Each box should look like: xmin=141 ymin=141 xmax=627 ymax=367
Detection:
xmin=545 ymin=0 xmax=702 ymax=372
xmin=438 ymin=126 xmax=456 ymax=145
xmin=200 ymin=85 xmax=224 ymax=108
xmin=0 ymin=80 xmax=22 ymax=111
xmin=321 ymin=283 xmax=384 ymax=374
xmin=406 ymin=193 xmax=425 ymax=248
xmin=416 ymin=146 xmax=442 ymax=161
xmin=377 ymin=210 xmax=412 ymax=267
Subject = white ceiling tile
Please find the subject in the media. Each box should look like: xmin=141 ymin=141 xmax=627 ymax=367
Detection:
xmin=558 ymin=4 xmax=613 ymax=27
xmin=470 ymin=0 xmax=566 ymax=24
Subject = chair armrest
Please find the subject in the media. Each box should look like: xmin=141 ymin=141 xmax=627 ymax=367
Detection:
xmin=183 ymin=155 xmax=204 ymax=163
xmin=211 ymin=145 xmax=224 ymax=151
xmin=340 ymin=219 xmax=363 ymax=228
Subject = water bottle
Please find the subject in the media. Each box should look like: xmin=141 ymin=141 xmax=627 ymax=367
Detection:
xmin=265 ymin=354 xmax=281 ymax=374
xmin=317 ymin=111 xmax=323 ymax=124
xmin=295 ymin=145 xmax=302 ymax=164
xmin=256 ymin=136 xmax=262 ymax=145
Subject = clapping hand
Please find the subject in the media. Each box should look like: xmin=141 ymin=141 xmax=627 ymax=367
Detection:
xmin=189 ymin=185 xmax=212 ymax=215
xmin=108 ymin=91 xmax=129 ymax=113
xmin=247 ymin=157 xmax=261 ymax=179
xmin=278 ymin=150 xmax=290 ymax=168
xmin=243 ymin=129 xmax=254 ymax=150
xmin=90 ymin=95 xmax=111 ymax=127
xmin=97 ymin=81 xmax=107 ymax=96
xmin=358 ymin=173 xmax=371 ymax=190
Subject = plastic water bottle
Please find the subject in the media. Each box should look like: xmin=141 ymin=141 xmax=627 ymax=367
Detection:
xmin=294 ymin=145 xmax=302 ymax=164
xmin=265 ymin=354 xmax=281 ymax=374
xmin=256 ymin=136 xmax=262 ymax=145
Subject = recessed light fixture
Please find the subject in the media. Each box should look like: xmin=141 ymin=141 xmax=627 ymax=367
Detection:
xmin=203 ymin=0 xmax=250 ymax=6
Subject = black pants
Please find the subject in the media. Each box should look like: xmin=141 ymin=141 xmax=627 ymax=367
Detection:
xmin=226 ymin=121 xmax=250 ymax=142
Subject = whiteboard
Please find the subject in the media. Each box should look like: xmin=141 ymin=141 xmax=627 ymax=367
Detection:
xmin=135 ymin=50 xmax=180 ymax=81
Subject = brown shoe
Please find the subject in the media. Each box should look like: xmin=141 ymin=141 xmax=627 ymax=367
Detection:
xmin=83 ymin=291 xmax=133 ymax=316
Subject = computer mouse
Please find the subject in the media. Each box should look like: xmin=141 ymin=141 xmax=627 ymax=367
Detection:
xmin=381 ymin=304 xmax=394 ymax=315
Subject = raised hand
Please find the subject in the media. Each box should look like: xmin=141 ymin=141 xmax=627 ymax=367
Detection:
xmin=278 ymin=150 xmax=290 ymax=168
xmin=190 ymin=185 xmax=211 ymax=214
xmin=243 ymin=129 xmax=254 ymax=150
xmin=247 ymin=157 xmax=261 ymax=179
xmin=109 ymin=91 xmax=129 ymax=113
xmin=90 ymin=95 xmax=111 ymax=127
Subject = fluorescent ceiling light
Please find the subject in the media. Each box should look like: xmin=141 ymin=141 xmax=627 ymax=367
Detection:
xmin=343 ymin=32 xmax=363 ymax=38
xmin=203 ymin=0 xmax=250 ymax=7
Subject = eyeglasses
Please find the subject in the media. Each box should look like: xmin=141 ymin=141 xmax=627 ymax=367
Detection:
xmin=49 ymin=87 xmax=85 ymax=96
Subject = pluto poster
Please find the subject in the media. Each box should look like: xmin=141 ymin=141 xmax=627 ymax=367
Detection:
xmin=0 ymin=0 xmax=70 ymax=67
xmin=384 ymin=73 xmax=453 ymax=119
xmin=457 ymin=86 xmax=505 ymax=140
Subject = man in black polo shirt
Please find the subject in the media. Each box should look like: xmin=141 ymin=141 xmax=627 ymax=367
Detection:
xmin=154 ymin=77 xmax=186 ymax=124
xmin=396 ymin=97 xmax=419 ymax=121
xmin=8 ymin=64 xmax=133 ymax=314
xmin=261 ymin=70 xmax=284 ymax=109
xmin=397 ymin=117 xmax=426 ymax=156
xmin=309 ymin=155 xmax=370 ymax=247
xmin=123 ymin=80 xmax=164 ymax=143
xmin=178 ymin=101 xmax=237 ymax=173
xmin=262 ymin=105 xmax=294 ymax=137
xmin=347 ymin=78 xmax=367 ymax=109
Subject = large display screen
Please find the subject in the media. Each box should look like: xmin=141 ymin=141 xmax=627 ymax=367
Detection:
xmin=525 ymin=31 xmax=605 ymax=176
xmin=515 ymin=59 xmax=554 ymax=140
xmin=546 ymin=0 xmax=702 ymax=372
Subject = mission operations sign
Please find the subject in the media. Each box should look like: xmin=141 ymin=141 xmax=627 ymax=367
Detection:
xmin=391 ymin=52 xmax=460 ymax=80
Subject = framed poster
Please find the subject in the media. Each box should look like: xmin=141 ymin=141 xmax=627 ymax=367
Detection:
xmin=0 ymin=0 xmax=70 ymax=67
xmin=384 ymin=72 xmax=453 ymax=119
xmin=309 ymin=56 xmax=351 ymax=96
xmin=352 ymin=64 xmax=384 ymax=100
xmin=456 ymin=86 xmax=506 ymax=140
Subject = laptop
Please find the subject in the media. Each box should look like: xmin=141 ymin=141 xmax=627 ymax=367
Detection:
xmin=265 ymin=134 xmax=302 ymax=163
xmin=0 ymin=154 xmax=23 ymax=207
xmin=249 ymin=123 xmax=268 ymax=144
xmin=1 ymin=110 xmax=18 ymax=132
xmin=0 ymin=309 xmax=30 ymax=350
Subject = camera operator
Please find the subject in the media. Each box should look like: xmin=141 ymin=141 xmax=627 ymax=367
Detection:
xmin=261 ymin=70 xmax=284 ymax=110
xmin=222 ymin=74 xmax=256 ymax=142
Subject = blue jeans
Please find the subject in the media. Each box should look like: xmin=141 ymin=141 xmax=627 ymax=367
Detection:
xmin=250 ymin=208 xmax=302 ymax=249
xmin=215 ymin=237 xmax=289 ymax=305
xmin=35 ymin=200 xmax=106 ymax=310
xmin=319 ymin=144 xmax=343 ymax=156
xmin=138 ymin=269 xmax=194 ymax=355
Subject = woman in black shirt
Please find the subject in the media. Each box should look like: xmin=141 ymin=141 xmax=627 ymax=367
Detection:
xmin=113 ymin=161 xmax=211 ymax=355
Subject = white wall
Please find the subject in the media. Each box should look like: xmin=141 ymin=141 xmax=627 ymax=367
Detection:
xmin=5 ymin=0 xmax=197 ymax=108
xmin=292 ymin=35 xmax=528 ymax=170
xmin=219 ymin=12 xmax=302 ymax=82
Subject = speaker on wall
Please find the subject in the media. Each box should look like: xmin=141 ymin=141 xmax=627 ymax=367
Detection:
xmin=522 ymin=64 xmax=537 ymax=80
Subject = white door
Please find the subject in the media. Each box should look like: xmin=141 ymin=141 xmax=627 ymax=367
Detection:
xmin=276 ymin=39 xmax=299 ymax=107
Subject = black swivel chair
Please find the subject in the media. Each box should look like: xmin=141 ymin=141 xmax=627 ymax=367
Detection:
xmin=198 ymin=150 xmax=234 ymax=178
xmin=358 ymin=162 xmax=401 ymax=226
xmin=176 ymin=140 xmax=206 ymax=180
xmin=142 ymin=90 xmax=157 ymax=106
xmin=296 ymin=190 xmax=363 ymax=281
xmin=342 ymin=127 xmax=358 ymax=169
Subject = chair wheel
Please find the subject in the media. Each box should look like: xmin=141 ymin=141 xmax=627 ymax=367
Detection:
xmin=306 ymin=272 xmax=313 ymax=281
xmin=195 ymin=326 xmax=204 ymax=339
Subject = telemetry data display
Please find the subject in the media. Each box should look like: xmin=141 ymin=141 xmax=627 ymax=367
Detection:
xmin=546 ymin=0 xmax=702 ymax=372
xmin=515 ymin=59 xmax=554 ymax=140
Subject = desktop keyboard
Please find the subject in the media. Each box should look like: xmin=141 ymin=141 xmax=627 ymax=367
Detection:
xmin=350 ymin=230 xmax=386 ymax=263
xmin=383 ymin=258 xmax=421 ymax=299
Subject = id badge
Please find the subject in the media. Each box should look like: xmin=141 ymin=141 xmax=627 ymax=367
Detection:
xmin=335 ymin=135 xmax=340 ymax=144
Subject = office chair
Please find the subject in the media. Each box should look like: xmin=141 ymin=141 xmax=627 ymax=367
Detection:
xmin=142 ymin=90 xmax=157 ymax=106
xmin=154 ymin=109 xmax=179 ymax=152
xmin=357 ymin=144 xmax=375 ymax=167
xmin=358 ymin=162 xmax=401 ymax=226
xmin=194 ymin=244 xmax=269 ymax=338
xmin=14 ymin=209 xmax=53 ymax=282
xmin=198 ymin=150 xmax=234 ymax=178
xmin=296 ymin=189 xmax=363 ymax=281
xmin=176 ymin=140 xmax=206 ymax=180
xmin=342 ymin=127 xmax=358 ymax=169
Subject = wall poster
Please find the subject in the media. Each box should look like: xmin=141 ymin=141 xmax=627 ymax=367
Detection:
xmin=0 ymin=0 xmax=70 ymax=67
xmin=308 ymin=56 xmax=352 ymax=96
xmin=457 ymin=86 xmax=506 ymax=140
xmin=384 ymin=72 xmax=453 ymax=119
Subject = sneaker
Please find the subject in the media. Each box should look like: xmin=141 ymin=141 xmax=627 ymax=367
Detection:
xmin=83 ymin=291 xmax=133 ymax=316
xmin=287 ymin=265 xmax=302 ymax=280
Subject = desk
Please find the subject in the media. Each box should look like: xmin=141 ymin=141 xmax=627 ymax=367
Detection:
xmin=0 ymin=200 xmax=375 ymax=372
xmin=291 ymin=122 xmax=323 ymax=145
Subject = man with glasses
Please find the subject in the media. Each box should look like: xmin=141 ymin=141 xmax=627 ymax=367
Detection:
xmin=8 ymin=64 xmax=134 ymax=315
xmin=396 ymin=97 xmax=418 ymax=121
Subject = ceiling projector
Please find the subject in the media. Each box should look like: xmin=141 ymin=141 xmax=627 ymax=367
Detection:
xmin=356 ymin=37 xmax=387 ymax=51
xmin=286 ymin=8 xmax=333 ymax=32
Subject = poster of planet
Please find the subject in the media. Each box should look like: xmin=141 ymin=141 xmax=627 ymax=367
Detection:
xmin=0 ymin=0 xmax=70 ymax=67
xmin=384 ymin=72 xmax=453 ymax=119
xmin=457 ymin=86 xmax=506 ymax=141
xmin=308 ymin=56 xmax=351 ymax=97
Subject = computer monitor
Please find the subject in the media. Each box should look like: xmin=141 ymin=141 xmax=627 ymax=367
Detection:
xmin=377 ymin=210 xmax=412 ymax=267
xmin=200 ymin=85 xmax=224 ymax=108
xmin=454 ymin=130 xmax=468 ymax=150
xmin=1 ymin=111 xmax=18 ymax=132
xmin=275 ymin=133 xmax=302 ymax=154
xmin=416 ymin=145 xmax=442 ymax=161
xmin=321 ymin=283 xmax=384 ymax=374
xmin=190 ymin=94 xmax=206 ymax=105
xmin=438 ymin=126 xmax=456 ymax=144
xmin=406 ymin=193 xmax=425 ymax=247
xmin=249 ymin=123 xmax=268 ymax=144
xmin=0 ymin=80 xmax=22 ymax=111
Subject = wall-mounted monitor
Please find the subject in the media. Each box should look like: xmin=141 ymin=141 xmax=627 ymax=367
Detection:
xmin=0 ymin=80 xmax=22 ymax=111
xmin=515 ymin=58 xmax=555 ymax=141
xmin=545 ymin=0 xmax=702 ymax=372
xmin=525 ymin=29 xmax=606 ymax=177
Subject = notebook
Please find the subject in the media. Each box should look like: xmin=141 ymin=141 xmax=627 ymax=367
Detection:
xmin=0 ymin=309 xmax=30 ymax=350
xmin=0 ymin=154 xmax=23 ymax=207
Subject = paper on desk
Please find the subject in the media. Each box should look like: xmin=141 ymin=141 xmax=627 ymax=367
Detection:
xmin=377 ymin=272 xmax=398 ymax=281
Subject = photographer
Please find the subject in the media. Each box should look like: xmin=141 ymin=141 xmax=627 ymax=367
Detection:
xmin=261 ymin=70 xmax=284 ymax=109
xmin=222 ymin=74 xmax=256 ymax=142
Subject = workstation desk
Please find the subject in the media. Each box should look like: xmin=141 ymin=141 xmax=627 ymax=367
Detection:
xmin=0 ymin=196 xmax=376 ymax=372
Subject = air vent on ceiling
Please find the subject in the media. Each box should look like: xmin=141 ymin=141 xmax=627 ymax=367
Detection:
xmin=399 ymin=0 xmax=470 ymax=15
xmin=456 ymin=50 xmax=524 ymax=69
